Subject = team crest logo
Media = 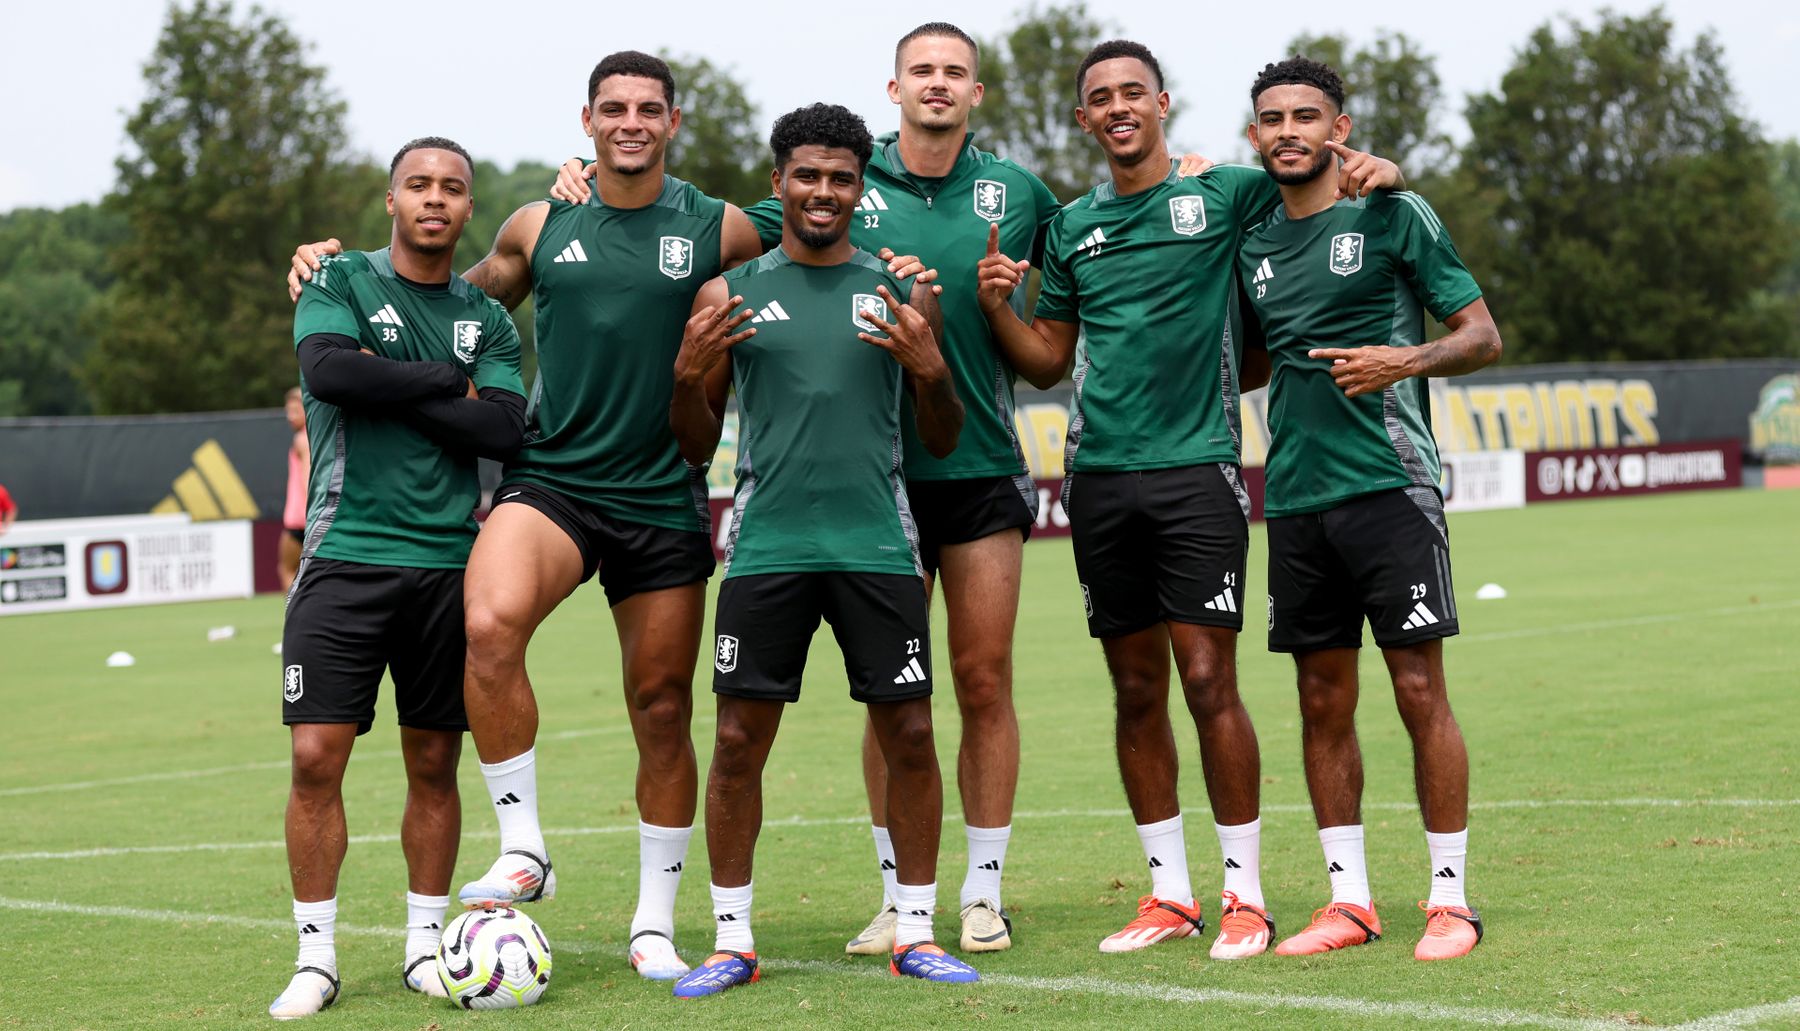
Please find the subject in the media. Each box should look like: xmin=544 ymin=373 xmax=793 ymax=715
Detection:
xmin=973 ymin=179 xmax=1007 ymax=223
xmin=283 ymin=664 xmax=304 ymax=703
xmin=1329 ymin=232 xmax=1365 ymax=276
xmin=852 ymin=293 xmax=888 ymax=333
xmin=1169 ymin=196 xmax=1206 ymax=236
xmin=1081 ymin=584 xmax=1093 ymax=619
xmin=714 ymin=634 xmax=739 ymax=674
xmin=452 ymin=321 xmax=482 ymax=363
xmin=659 ymin=235 xmax=694 ymax=280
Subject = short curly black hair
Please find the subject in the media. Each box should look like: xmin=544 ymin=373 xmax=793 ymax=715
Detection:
xmin=1076 ymin=40 xmax=1163 ymax=99
xmin=1249 ymin=56 xmax=1345 ymax=111
xmin=589 ymin=50 xmax=676 ymax=107
xmin=769 ymin=103 xmax=874 ymax=172
xmin=388 ymin=136 xmax=473 ymax=185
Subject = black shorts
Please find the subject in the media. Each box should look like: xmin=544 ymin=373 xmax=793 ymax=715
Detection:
xmin=712 ymin=572 xmax=932 ymax=704
xmin=280 ymin=558 xmax=467 ymax=734
xmin=493 ymin=481 xmax=714 ymax=607
xmin=1266 ymin=487 xmax=1459 ymax=653
xmin=1064 ymin=464 xmax=1250 ymax=638
xmin=908 ymin=474 xmax=1038 ymax=575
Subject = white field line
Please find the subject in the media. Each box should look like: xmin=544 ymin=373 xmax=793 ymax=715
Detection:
xmin=1459 ymin=598 xmax=1800 ymax=643
xmin=1669 ymin=997 xmax=1800 ymax=1030
xmin=0 ymin=720 xmax=655 ymax=798
xmin=3 ymin=798 xmax=1794 ymax=863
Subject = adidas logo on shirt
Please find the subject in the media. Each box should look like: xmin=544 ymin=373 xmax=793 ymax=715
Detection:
xmin=750 ymin=300 xmax=792 ymax=324
xmin=1079 ymin=227 xmax=1107 ymax=257
xmin=1251 ymin=258 xmax=1275 ymax=284
xmin=857 ymin=189 xmax=890 ymax=212
xmin=1203 ymin=590 xmax=1238 ymax=613
xmin=552 ymin=240 xmax=588 ymax=263
xmin=893 ymin=656 xmax=926 ymax=684
xmin=367 ymin=304 xmax=404 ymax=326
xmin=1400 ymin=601 xmax=1441 ymax=631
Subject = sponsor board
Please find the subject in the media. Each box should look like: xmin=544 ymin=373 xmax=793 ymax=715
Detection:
xmin=0 ymin=514 xmax=252 ymax=616
xmin=1440 ymin=450 xmax=1525 ymax=513
xmin=1525 ymin=441 xmax=1742 ymax=502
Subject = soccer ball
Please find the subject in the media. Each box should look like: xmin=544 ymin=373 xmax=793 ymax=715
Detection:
xmin=435 ymin=906 xmax=553 ymax=1009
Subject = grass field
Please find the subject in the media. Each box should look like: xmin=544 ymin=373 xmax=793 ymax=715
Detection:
xmin=2 ymin=488 xmax=1797 ymax=1029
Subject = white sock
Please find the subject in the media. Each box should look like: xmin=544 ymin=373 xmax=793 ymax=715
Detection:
xmin=631 ymin=822 xmax=692 ymax=937
xmin=1136 ymin=814 xmax=1194 ymax=906
xmin=1215 ymin=818 xmax=1265 ymax=909
xmin=480 ymin=748 xmax=545 ymax=857
xmin=1319 ymin=825 xmax=1372 ymax=908
xmin=711 ymin=881 xmax=754 ymax=953
xmin=404 ymin=892 xmax=449 ymax=959
xmin=1426 ymin=828 xmax=1469 ymax=908
xmin=293 ymin=897 xmax=337 ymax=971
xmin=893 ymin=881 xmax=937 ymax=948
xmin=961 ymin=824 xmax=1011 ymax=909
xmin=871 ymin=824 xmax=899 ymax=907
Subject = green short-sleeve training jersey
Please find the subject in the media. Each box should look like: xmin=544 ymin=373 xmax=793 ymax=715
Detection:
xmin=293 ymin=248 xmax=524 ymax=568
xmin=744 ymin=133 xmax=1059 ymax=482
xmin=1034 ymin=162 xmax=1280 ymax=473
xmin=719 ymin=248 xmax=918 ymax=579
xmin=506 ymin=175 xmax=725 ymax=530
xmin=1239 ymin=189 xmax=1483 ymax=517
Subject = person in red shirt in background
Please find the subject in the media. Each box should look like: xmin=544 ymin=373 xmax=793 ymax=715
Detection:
xmin=0 ymin=483 xmax=17 ymax=536
xmin=279 ymin=386 xmax=309 ymax=592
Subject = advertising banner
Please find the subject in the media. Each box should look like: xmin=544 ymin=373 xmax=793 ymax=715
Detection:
xmin=0 ymin=514 xmax=253 ymax=616
xmin=1441 ymin=450 xmax=1526 ymax=513
xmin=1524 ymin=441 xmax=1742 ymax=502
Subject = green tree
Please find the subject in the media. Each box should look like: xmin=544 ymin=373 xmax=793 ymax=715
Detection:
xmin=0 ymin=204 xmax=126 ymax=415
xmin=1460 ymin=9 xmax=1798 ymax=361
xmin=661 ymin=54 xmax=768 ymax=204
xmin=1284 ymin=31 xmax=1451 ymax=170
xmin=978 ymin=4 xmax=1173 ymax=202
xmin=88 ymin=0 xmax=382 ymax=414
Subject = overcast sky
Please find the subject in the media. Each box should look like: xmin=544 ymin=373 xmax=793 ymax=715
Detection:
xmin=3 ymin=0 xmax=1794 ymax=213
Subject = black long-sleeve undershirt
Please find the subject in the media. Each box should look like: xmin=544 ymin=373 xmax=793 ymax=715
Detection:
xmin=402 ymin=388 xmax=528 ymax=462
xmin=297 ymin=333 xmax=467 ymax=406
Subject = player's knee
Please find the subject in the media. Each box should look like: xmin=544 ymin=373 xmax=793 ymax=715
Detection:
xmin=405 ymin=735 xmax=461 ymax=789
xmin=1111 ymin=675 xmax=1167 ymax=729
xmin=289 ymin=741 xmax=348 ymax=795
xmin=1178 ymin=659 xmax=1237 ymax=717
xmin=710 ymin=716 xmax=762 ymax=776
xmin=1295 ymin=673 xmax=1356 ymax=729
xmin=879 ymin=709 xmax=937 ymax=768
xmin=951 ymin=656 xmax=1012 ymax=722
xmin=1391 ymin=669 xmax=1451 ymax=726
xmin=464 ymin=601 xmax=530 ymax=674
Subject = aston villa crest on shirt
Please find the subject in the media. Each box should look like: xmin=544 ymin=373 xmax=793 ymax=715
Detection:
xmin=452 ymin=320 xmax=482 ymax=363
xmin=1329 ymin=232 xmax=1364 ymax=276
xmin=973 ymin=179 xmax=1007 ymax=223
xmin=853 ymin=293 xmax=889 ymax=332
xmin=1169 ymin=196 xmax=1206 ymax=236
xmin=659 ymin=235 xmax=694 ymax=280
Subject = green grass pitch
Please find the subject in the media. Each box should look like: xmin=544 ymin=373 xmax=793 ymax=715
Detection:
xmin=1 ymin=489 xmax=1796 ymax=1029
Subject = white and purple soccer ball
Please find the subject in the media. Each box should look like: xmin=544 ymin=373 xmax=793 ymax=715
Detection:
xmin=436 ymin=906 xmax=553 ymax=1009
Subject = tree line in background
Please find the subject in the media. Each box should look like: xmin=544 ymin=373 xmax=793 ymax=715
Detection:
xmin=1 ymin=0 xmax=1795 ymax=416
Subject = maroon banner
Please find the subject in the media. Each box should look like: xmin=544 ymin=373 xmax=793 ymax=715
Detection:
xmin=1525 ymin=440 xmax=1742 ymax=502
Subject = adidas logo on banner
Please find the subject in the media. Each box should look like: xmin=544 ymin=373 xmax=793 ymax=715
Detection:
xmin=880 ymin=859 xmax=897 ymax=871
xmin=750 ymin=300 xmax=791 ymax=324
xmin=1079 ymin=227 xmax=1107 ymax=256
xmin=552 ymin=239 xmax=589 ymax=263
xmin=857 ymin=189 xmax=890 ymax=212
xmin=1148 ymin=857 xmax=1164 ymax=869
xmin=367 ymin=304 xmax=404 ymax=326
xmin=1224 ymin=858 xmax=1242 ymax=869
xmin=1400 ymin=601 xmax=1441 ymax=631
xmin=1434 ymin=866 xmax=1457 ymax=879
xmin=978 ymin=860 xmax=1001 ymax=871
xmin=664 ymin=861 xmax=684 ymax=874
xmin=893 ymin=657 xmax=926 ymax=684
xmin=1203 ymin=590 xmax=1238 ymax=613
xmin=1251 ymin=257 xmax=1276 ymax=284
xmin=1328 ymin=861 xmax=1345 ymax=873
xmin=494 ymin=792 xmax=522 ymax=806
xmin=150 ymin=439 xmax=262 ymax=520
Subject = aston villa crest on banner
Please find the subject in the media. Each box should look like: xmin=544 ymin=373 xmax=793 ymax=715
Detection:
xmin=973 ymin=179 xmax=1007 ymax=223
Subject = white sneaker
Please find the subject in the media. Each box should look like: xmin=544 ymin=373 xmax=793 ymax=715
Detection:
xmin=458 ymin=848 xmax=555 ymax=907
xmin=402 ymin=954 xmax=448 ymax=997
xmin=960 ymin=898 xmax=1014 ymax=952
xmin=268 ymin=966 xmax=339 ymax=1020
xmin=627 ymin=930 xmax=691 ymax=981
xmin=845 ymin=903 xmax=898 ymax=955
